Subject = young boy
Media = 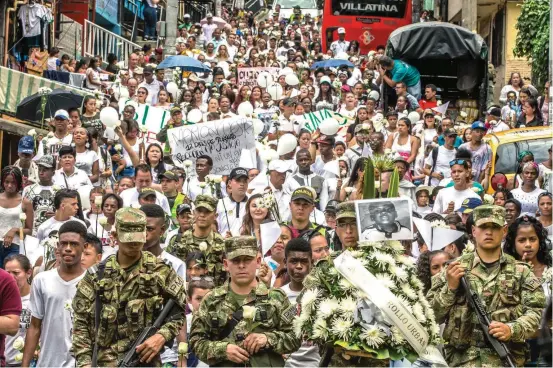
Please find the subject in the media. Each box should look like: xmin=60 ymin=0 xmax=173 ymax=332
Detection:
xmin=186 ymin=278 xmax=214 ymax=368
xmin=280 ymin=238 xmax=320 ymax=367
xmin=185 ymin=252 xmax=208 ymax=281
xmin=164 ymin=204 xmax=192 ymax=248
xmin=81 ymin=233 xmax=102 ymax=269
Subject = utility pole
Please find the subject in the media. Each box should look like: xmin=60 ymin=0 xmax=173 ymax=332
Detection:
xmin=164 ymin=0 xmax=179 ymax=56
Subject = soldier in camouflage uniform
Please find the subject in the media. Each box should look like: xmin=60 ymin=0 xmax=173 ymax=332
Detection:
xmin=427 ymin=205 xmax=545 ymax=367
xmin=334 ymin=201 xmax=359 ymax=251
xmin=72 ymin=208 xmax=188 ymax=367
xmin=189 ymin=236 xmax=300 ymax=366
xmin=166 ymin=194 xmax=227 ymax=286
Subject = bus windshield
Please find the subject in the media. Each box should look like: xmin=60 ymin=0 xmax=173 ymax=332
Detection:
xmin=332 ymin=0 xmax=408 ymax=18
xmin=276 ymin=0 xmax=317 ymax=9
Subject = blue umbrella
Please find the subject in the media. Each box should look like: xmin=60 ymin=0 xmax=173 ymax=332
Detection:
xmin=311 ymin=59 xmax=355 ymax=69
xmin=156 ymin=56 xmax=212 ymax=73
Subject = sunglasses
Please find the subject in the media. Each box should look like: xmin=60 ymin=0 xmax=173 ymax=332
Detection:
xmin=449 ymin=159 xmax=468 ymax=167
xmin=190 ymin=276 xmax=214 ymax=282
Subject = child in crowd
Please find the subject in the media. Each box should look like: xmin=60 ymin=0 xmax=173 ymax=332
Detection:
xmin=81 ymin=233 xmax=102 ymax=269
xmin=47 ymin=47 xmax=60 ymax=71
xmin=186 ymin=277 xmax=214 ymax=367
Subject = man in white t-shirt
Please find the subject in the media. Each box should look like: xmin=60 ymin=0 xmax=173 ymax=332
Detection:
xmin=119 ymin=164 xmax=171 ymax=214
xmin=53 ymin=146 xmax=93 ymax=190
xmin=280 ymin=238 xmax=320 ymax=367
xmin=139 ymin=65 xmax=165 ymax=105
xmin=424 ymin=128 xmax=458 ymax=186
xmin=201 ymin=14 xmax=218 ymax=47
xmin=36 ymin=189 xmax=87 ymax=243
xmin=21 ymin=221 xmax=87 ymax=367
xmin=39 ymin=109 xmax=73 ymax=161
xmin=433 ymin=159 xmax=481 ymax=214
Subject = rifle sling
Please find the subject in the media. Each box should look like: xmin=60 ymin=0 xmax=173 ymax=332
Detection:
xmin=217 ymin=309 xmax=245 ymax=340
xmin=92 ymin=258 xmax=109 ymax=366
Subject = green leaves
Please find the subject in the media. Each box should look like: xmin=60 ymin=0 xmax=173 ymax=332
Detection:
xmin=387 ymin=167 xmax=400 ymax=198
xmin=514 ymin=0 xmax=550 ymax=88
xmin=363 ymin=157 xmax=375 ymax=199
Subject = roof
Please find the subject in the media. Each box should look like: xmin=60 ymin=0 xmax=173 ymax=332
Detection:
xmin=484 ymin=127 xmax=553 ymax=145
xmin=386 ymin=22 xmax=488 ymax=60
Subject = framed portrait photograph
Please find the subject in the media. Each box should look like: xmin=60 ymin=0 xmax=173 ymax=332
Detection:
xmin=355 ymin=198 xmax=413 ymax=241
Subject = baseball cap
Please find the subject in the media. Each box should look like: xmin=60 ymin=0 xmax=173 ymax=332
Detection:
xmin=319 ymin=76 xmax=331 ymax=85
xmin=268 ymin=160 xmax=288 ymax=173
xmin=486 ymin=106 xmax=502 ymax=118
xmin=158 ymin=170 xmax=179 ymax=181
xmin=176 ymin=203 xmax=192 ymax=215
xmin=170 ymin=106 xmax=182 ymax=115
xmin=291 ymin=186 xmax=315 ymax=204
xmin=456 ymin=197 xmax=483 ymax=214
xmin=473 ymin=205 xmax=506 ymax=227
xmin=138 ymin=187 xmax=157 ymax=200
xmin=316 ymin=135 xmax=336 ymax=145
xmin=282 ymin=97 xmax=296 ymax=107
xmin=54 ymin=109 xmax=69 ymax=120
xmin=184 ymin=13 xmax=190 ymax=18
xmin=115 ymin=208 xmax=147 ymax=243
xmin=471 ymin=121 xmax=487 ymax=130
xmin=229 ymin=167 xmax=248 ymax=181
xmin=423 ymin=109 xmax=435 ymax=117
xmin=444 ymin=128 xmax=458 ymax=137
xmin=354 ymin=123 xmax=371 ymax=134
xmin=194 ymin=194 xmax=218 ymax=212
xmin=36 ymin=155 xmax=54 ymax=168
xmin=325 ymin=200 xmax=339 ymax=214
xmin=336 ymin=201 xmax=356 ymax=220
xmin=143 ymin=65 xmax=154 ymax=74
xmin=225 ymin=236 xmax=258 ymax=260
xmin=337 ymin=27 xmax=346 ymax=34
xmin=206 ymin=13 xmax=213 ymax=18
xmin=175 ymin=37 xmax=186 ymax=45
xmin=18 ymin=136 xmax=35 ymax=155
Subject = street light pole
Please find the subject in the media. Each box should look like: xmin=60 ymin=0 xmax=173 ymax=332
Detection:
xmin=164 ymin=0 xmax=178 ymax=57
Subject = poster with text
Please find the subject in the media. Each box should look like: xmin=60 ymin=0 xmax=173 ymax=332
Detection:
xmin=237 ymin=67 xmax=279 ymax=87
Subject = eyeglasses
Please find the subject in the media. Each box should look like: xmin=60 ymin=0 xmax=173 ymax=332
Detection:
xmin=137 ymin=91 xmax=146 ymax=95
xmin=337 ymin=221 xmax=357 ymax=229
xmin=449 ymin=159 xmax=467 ymax=167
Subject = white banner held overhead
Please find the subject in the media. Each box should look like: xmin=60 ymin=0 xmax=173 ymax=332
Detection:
xmin=167 ymin=116 xmax=257 ymax=175
xmin=237 ymin=67 xmax=279 ymax=87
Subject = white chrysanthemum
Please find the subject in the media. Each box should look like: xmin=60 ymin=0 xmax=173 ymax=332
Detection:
xmin=339 ymin=278 xmax=357 ymax=292
xmin=331 ymin=317 xmax=353 ymax=340
xmin=390 ymin=326 xmax=405 ymax=344
xmin=19 ymin=213 xmax=26 ymax=221
xmin=410 ymin=275 xmax=423 ymax=290
xmin=371 ymin=251 xmax=395 ymax=269
xmin=312 ymin=318 xmax=329 ymax=340
xmin=386 ymin=240 xmax=404 ymax=254
xmin=327 ymin=267 xmax=338 ymax=276
xmin=183 ymin=160 xmax=193 ymax=167
xmin=301 ymin=288 xmax=321 ymax=311
xmin=430 ymin=219 xmax=448 ymax=229
xmin=318 ymin=298 xmax=340 ymax=318
xmin=375 ymin=273 xmax=396 ymax=290
xmin=360 ymin=325 xmax=386 ymax=348
xmin=412 ymin=303 xmax=427 ymax=323
xmin=391 ymin=265 xmax=408 ymax=282
xmin=430 ymin=322 xmax=441 ymax=337
xmin=396 ymin=254 xmax=416 ymax=267
xmin=243 ymin=306 xmax=257 ymax=320
xmin=358 ymin=241 xmax=381 ymax=248
xmin=397 ymin=296 xmax=413 ymax=313
xmin=349 ymin=250 xmax=363 ymax=258
xmin=339 ymin=296 xmax=357 ymax=314
xmin=293 ymin=311 xmax=309 ymax=338
xmin=401 ymin=283 xmax=418 ymax=300
xmin=344 ymin=187 xmax=354 ymax=194
xmin=463 ymin=240 xmax=475 ymax=254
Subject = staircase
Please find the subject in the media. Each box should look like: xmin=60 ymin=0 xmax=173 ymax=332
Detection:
xmin=83 ymin=20 xmax=141 ymax=62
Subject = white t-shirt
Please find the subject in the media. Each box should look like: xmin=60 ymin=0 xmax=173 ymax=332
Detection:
xmin=5 ymin=294 xmax=31 ymax=364
xmin=23 ymin=183 xmax=55 ymax=236
xmin=280 ymin=284 xmax=321 ymax=368
xmin=75 ymin=150 xmax=99 ymax=177
xmin=432 ymin=186 xmax=481 ymax=214
xmin=511 ymin=187 xmax=546 ymax=216
xmin=201 ymin=23 xmax=218 ymax=43
xmin=47 ymin=57 xmax=58 ymax=71
xmin=53 ymin=168 xmax=93 ymax=189
xmin=217 ymin=196 xmax=248 ymax=236
xmin=36 ymin=216 xmax=86 ymax=243
xmin=424 ymin=146 xmax=457 ymax=186
xmin=29 ymin=268 xmax=86 ymax=367
xmin=119 ymin=187 xmax=172 ymax=214
xmin=40 ymin=134 xmax=73 ymax=160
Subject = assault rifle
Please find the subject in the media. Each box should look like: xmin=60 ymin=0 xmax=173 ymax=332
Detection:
xmin=460 ymin=276 xmax=516 ymax=368
xmin=118 ymin=299 xmax=182 ymax=367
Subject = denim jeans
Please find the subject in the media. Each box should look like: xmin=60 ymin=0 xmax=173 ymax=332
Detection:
xmin=0 ymin=242 xmax=20 ymax=268
xmin=407 ymin=80 xmax=422 ymax=100
xmin=143 ymin=4 xmax=157 ymax=38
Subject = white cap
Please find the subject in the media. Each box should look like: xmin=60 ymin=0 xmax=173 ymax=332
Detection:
xmin=184 ymin=13 xmax=190 ymax=18
xmin=206 ymin=13 xmax=213 ymax=18
xmin=319 ymin=76 xmax=331 ymax=85
xmin=175 ymin=37 xmax=186 ymax=45
xmin=268 ymin=160 xmax=288 ymax=173
xmin=54 ymin=109 xmax=69 ymax=120
xmin=337 ymin=27 xmax=346 ymax=34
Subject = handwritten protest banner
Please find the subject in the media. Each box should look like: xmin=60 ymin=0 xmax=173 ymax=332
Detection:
xmin=167 ymin=116 xmax=256 ymax=175
xmin=117 ymin=99 xmax=172 ymax=144
xmin=238 ymin=67 xmax=279 ymax=87
xmin=256 ymin=111 xmax=274 ymax=139
xmin=301 ymin=109 xmax=353 ymax=133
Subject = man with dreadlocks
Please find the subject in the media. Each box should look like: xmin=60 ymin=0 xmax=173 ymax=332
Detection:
xmin=0 ymin=166 xmax=34 ymax=267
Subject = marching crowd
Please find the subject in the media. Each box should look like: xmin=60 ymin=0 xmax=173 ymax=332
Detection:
xmin=0 ymin=5 xmax=552 ymax=368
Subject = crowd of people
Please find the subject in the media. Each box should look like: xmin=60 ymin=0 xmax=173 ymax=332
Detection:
xmin=0 ymin=4 xmax=552 ymax=368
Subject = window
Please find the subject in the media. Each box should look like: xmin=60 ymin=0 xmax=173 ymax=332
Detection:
xmin=491 ymin=7 xmax=505 ymax=67
xmin=494 ymin=138 xmax=551 ymax=175
xmin=331 ymin=0 xmax=408 ymax=18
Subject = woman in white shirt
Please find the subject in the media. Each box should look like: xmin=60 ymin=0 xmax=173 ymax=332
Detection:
xmin=73 ymin=127 xmax=99 ymax=185
xmin=85 ymin=57 xmax=103 ymax=90
xmin=511 ymin=162 xmax=546 ymax=215
xmin=337 ymin=92 xmax=358 ymax=121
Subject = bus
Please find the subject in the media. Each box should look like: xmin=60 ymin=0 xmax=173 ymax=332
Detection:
xmin=321 ymin=0 xmax=413 ymax=54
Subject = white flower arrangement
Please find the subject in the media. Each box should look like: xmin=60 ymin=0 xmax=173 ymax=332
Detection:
xmin=52 ymin=185 xmax=61 ymax=192
xmin=178 ymin=342 xmax=188 ymax=355
xmin=199 ymin=242 xmax=208 ymax=252
xmin=297 ymin=239 xmax=440 ymax=361
xmin=47 ymin=132 xmax=55 ymax=138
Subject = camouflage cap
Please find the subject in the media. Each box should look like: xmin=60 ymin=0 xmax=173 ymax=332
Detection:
xmin=225 ymin=236 xmax=258 ymax=259
xmin=194 ymin=194 xmax=218 ymax=212
xmin=473 ymin=205 xmax=506 ymax=227
xmin=115 ymin=208 xmax=147 ymax=243
xmin=138 ymin=187 xmax=157 ymax=199
xmin=336 ymin=201 xmax=356 ymax=220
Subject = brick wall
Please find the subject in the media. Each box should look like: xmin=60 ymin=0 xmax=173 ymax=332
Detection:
xmin=55 ymin=15 xmax=83 ymax=61
xmin=504 ymin=58 xmax=533 ymax=85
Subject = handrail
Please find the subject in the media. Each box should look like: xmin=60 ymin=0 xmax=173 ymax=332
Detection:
xmin=83 ymin=20 xmax=141 ymax=62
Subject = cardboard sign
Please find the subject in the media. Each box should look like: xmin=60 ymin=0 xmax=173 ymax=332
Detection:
xmin=237 ymin=67 xmax=279 ymax=87
xmin=301 ymin=109 xmax=352 ymax=133
xmin=167 ymin=116 xmax=257 ymax=175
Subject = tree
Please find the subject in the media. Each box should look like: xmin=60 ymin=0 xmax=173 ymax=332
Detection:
xmin=513 ymin=0 xmax=550 ymax=88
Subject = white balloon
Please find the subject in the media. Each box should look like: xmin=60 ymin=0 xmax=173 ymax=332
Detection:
xmin=285 ymin=73 xmax=299 ymax=86
xmin=252 ymin=119 xmax=264 ymax=136
xmin=319 ymin=118 xmax=340 ymax=136
xmin=237 ymin=102 xmax=254 ymax=117
xmin=368 ymin=90 xmax=380 ymax=101
xmin=281 ymin=67 xmax=294 ymax=76
xmin=256 ymin=72 xmax=274 ymax=88
xmin=277 ymin=133 xmax=297 ymax=155
xmin=408 ymin=111 xmax=421 ymax=126
xmin=166 ymin=82 xmax=179 ymax=96
xmin=187 ymin=109 xmax=203 ymax=123
xmin=99 ymin=107 xmax=120 ymax=128
xmin=267 ymin=84 xmax=283 ymax=101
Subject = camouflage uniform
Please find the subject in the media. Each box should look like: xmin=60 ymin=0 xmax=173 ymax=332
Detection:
xmin=427 ymin=205 xmax=545 ymax=367
xmin=189 ymin=236 xmax=301 ymax=367
xmin=166 ymin=195 xmax=227 ymax=286
xmin=71 ymin=208 xmax=188 ymax=367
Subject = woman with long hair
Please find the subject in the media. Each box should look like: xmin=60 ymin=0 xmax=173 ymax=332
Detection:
xmin=0 ymin=167 xmax=33 ymax=265
xmin=298 ymin=129 xmax=312 ymax=151
xmin=537 ymin=192 xmax=552 ymax=236
xmin=81 ymin=95 xmax=103 ymax=133
xmin=499 ymin=72 xmax=525 ymax=105
xmin=416 ymin=250 xmax=453 ymax=294
xmin=89 ymin=193 xmax=123 ymax=249
xmin=85 ymin=57 xmax=103 ymax=90
xmin=385 ymin=118 xmax=420 ymax=165
xmin=155 ymin=90 xmax=172 ymax=109
xmin=250 ymin=86 xmax=263 ymax=108
xmin=216 ymin=44 xmax=231 ymax=62
xmin=516 ymin=97 xmax=544 ymax=128
xmin=510 ymin=162 xmax=546 ymax=215
xmin=515 ymin=87 xmax=532 ymax=119
xmin=462 ymin=127 xmax=472 ymax=143
xmin=240 ymin=194 xmax=272 ymax=238
xmin=191 ymin=86 xmax=207 ymax=112
xmin=145 ymin=143 xmax=172 ymax=184
xmin=339 ymin=157 xmax=367 ymax=201
xmin=203 ymin=42 xmax=217 ymax=62
xmin=73 ymin=127 xmax=100 ymax=185
xmin=232 ymin=85 xmax=251 ymax=112
xmin=315 ymin=77 xmax=337 ymax=111
xmin=136 ymin=87 xmax=149 ymax=104
xmin=4 ymin=254 xmax=33 ymax=366
xmin=347 ymin=40 xmax=361 ymax=56
xmin=493 ymin=188 xmax=513 ymax=207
